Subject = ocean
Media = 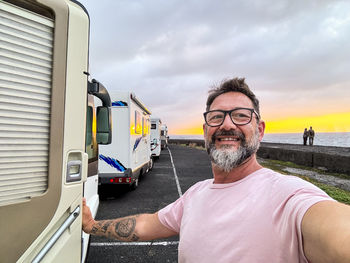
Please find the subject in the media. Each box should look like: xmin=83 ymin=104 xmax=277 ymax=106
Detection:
xmin=170 ymin=132 xmax=350 ymax=148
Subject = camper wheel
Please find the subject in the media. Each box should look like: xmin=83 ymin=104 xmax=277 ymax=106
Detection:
xmin=130 ymin=178 xmax=139 ymax=190
xmin=149 ymin=158 xmax=154 ymax=171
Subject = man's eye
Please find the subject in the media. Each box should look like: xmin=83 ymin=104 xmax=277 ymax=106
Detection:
xmin=209 ymin=114 xmax=223 ymax=121
xmin=237 ymin=113 xmax=249 ymax=118
xmin=232 ymin=110 xmax=250 ymax=119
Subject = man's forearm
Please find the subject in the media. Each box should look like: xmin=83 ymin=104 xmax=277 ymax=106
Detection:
xmin=88 ymin=215 xmax=141 ymax=242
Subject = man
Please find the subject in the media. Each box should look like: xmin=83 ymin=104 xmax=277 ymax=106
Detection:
xmin=309 ymin=126 xmax=315 ymax=146
xmin=303 ymin=128 xmax=309 ymax=145
xmin=83 ymin=78 xmax=350 ymax=262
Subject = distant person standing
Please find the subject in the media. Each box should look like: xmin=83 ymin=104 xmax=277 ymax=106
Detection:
xmin=303 ymin=128 xmax=309 ymax=145
xmin=309 ymin=126 xmax=315 ymax=145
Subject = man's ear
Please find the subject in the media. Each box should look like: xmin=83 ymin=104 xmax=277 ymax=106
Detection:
xmin=258 ymin=120 xmax=265 ymax=141
xmin=203 ymin=123 xmax=206 ymax=137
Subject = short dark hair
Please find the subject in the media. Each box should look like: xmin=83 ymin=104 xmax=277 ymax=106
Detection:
xmin=206 ymin=77 xmax=260 ymax=118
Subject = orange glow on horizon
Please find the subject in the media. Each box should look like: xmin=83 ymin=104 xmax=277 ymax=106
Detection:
xmin=169 ymin=112 xmax=350 ymax=135
xmin=171 ymin=125 xmax=204 ymax=135
xmin=265 ymin=112 xmax=350 ymax=133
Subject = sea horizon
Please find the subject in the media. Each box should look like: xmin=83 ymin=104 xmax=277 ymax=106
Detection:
xmin=169 ymin=132 xmax=350 ymax=148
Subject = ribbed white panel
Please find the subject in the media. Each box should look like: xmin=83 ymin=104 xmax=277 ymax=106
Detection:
xmin=0 ymin=2 xmax=54 ymax=206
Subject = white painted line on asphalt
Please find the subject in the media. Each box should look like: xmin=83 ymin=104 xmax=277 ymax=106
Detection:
xmin=168 ymin=147 xmax=183 ymax=197
xmin=90 ymin=241 xmax=179 ymax=246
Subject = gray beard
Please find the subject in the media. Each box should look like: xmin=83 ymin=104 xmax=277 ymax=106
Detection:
xmin=205 ymin=129 xmax=260 ymax=173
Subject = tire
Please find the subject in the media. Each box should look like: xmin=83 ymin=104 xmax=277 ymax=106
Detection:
xmin=130 ymin=178 xmax=139 ymax=190
xmin=149 ymin=158 xmax=154 ymax=171
xmin=98 ymin=185 xmax=107 ymax=200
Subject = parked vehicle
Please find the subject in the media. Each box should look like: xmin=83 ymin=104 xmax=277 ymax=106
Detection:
xmin=98 ymin=92 xmax=152 ymax=190
xmin=0 ymin=1 xmax=112 ymax=262
xmin=150 ymin=117 xmax=162 ymax=159
xmin=83 ymin=81 xmax=112 ymax=262
xmin=160 ymin=124 xmax=169 ymax=149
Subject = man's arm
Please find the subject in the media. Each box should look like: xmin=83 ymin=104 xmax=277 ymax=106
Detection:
xmin=82 ymin=198 xmax=177 ymax=241
xmin=302 ymin=200 xmax=350 ymax=263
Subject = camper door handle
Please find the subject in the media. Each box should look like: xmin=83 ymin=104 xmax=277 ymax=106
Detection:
xmin=66 ymin=160 xmax=82 ymax=182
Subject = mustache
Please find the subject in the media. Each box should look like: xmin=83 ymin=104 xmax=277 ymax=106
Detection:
xmin=211 ymin=130 xmax=245 ymax=142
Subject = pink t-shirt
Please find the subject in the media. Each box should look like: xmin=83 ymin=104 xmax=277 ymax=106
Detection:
xmin=158 ymin=168 xmax=333 ymax=263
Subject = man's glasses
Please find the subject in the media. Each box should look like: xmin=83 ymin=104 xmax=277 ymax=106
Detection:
xmin=203 ymin=108 xmax=260 ymax=127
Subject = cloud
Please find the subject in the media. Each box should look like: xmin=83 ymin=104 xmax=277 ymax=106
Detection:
xmin=80 ymin=0 xmax=350 ymax=133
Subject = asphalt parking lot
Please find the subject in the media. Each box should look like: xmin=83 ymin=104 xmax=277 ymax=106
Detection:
xmin=86 ymin=144 xmax=213 ymax=263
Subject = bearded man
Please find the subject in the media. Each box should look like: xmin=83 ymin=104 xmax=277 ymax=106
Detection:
xmin=82 ymin=77 xmax=350 ymax=263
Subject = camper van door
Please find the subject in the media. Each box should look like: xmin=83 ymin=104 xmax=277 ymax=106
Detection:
xmin=0 ymin=1 xmax=90 ymax=262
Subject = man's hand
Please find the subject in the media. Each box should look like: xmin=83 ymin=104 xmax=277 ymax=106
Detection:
xmin=82 ymin=198 xmax=96 ymax=234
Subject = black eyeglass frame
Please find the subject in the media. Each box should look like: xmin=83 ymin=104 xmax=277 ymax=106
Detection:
xmin=203 ymin=107 xmax=260 ymax=127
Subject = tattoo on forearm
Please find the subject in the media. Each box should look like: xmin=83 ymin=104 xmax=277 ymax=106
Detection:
xmin=101 ymin=221 xmax=112 ymax=233
xmin=115 ymin=218 xmax=136 ymax=238
xmin=90 ymin=216 xmax=140 ymax=241
xmin=91 ymin=225 xmax=99 ymax=234
xmin=131 ymin=234 xmax=139 ymax=241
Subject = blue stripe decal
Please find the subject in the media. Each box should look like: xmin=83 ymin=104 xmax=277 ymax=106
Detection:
xmin=112 ymin=101 xmax=128 ymax=106
xmin=133 ymin=137 xmax=142 ymax=151
xmin=99 ymin=154 xmax=126 ymax=172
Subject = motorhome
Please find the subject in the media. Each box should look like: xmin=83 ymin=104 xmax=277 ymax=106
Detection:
xmin=98 ymin=92 xmax=152 ymax=190
xmin=150 ymin=117 xmax=162 ymax=159
xmin=160 ymin=124 xmax=168 ymax=149
xmin=0 ymin=1 xmax=112 ymax=262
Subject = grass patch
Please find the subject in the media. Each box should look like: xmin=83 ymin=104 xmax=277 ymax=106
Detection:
xmin=179 ymin=143 xmax=205 ymax=151
xmin=260 ymin=158 xmax=350 ymax=205
xmin=297 ymin=175 xmax=350 ymax=205
xmin=259 ymin=158 xmax=349 ymax=180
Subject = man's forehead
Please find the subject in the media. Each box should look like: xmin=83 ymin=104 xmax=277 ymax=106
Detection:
xmin=209 ymin=92 xmax=253 ymax=110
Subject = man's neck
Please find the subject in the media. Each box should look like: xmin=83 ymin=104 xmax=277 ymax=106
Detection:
xmin=212 ymin=154 xmax=263 ymax=184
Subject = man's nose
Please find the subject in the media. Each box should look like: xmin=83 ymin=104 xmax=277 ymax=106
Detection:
xmin=220 ymin=113 xmax=237 ymax=130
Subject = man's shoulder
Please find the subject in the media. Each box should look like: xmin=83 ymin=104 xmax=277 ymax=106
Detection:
xmin=260 ymin=168 xmax=322 ymax=193
xmin=190 ymin=178 xmax=213 ymax=189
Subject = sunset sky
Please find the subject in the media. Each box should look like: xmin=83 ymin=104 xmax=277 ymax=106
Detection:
xmin=79 ymin=0 xmax=350 ymax=135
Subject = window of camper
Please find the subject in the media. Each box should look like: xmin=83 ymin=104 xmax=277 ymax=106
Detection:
xmin=86 ymin=106 xmax=93 ymax=147
xmin=151 ymin=123 xmax=156 ymax=129
xmin=142 ymin=117 xmax=148 ymax=136
xmin=85 ymin=106 xmax=98 ymax=161
xmin=143 ymin=118 xmax=149 ymax=135
xmin=142 ymin=117 xmax=145 ymax=136
xmin=135 ymin=111 xmax=142 ymax=134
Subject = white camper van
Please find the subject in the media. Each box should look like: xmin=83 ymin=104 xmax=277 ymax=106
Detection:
xmin=150 ymin=117 xmax=162 ymax=159
xmin=0 ymin=1 xmax=112 ymax=262
xmin=98 ymin=92 xmax=152 ymax=190
xmin=160 ymin=124 xmax=168 ymax=149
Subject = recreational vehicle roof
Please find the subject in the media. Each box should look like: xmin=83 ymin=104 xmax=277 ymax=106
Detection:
xmin=130 ymin=93 xmax=151 ymax=115
xmin=151 ymin=117 xmax=162 ymax=122
xmin=110 ymin=91 xmax=151 ymax=115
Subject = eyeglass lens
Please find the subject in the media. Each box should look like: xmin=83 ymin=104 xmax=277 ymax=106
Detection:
xmin=206 ymin=109 xmax=252 ymax=126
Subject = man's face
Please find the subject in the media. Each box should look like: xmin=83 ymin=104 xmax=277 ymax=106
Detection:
xmin=203 ymin=92 xmax=265 ymax=172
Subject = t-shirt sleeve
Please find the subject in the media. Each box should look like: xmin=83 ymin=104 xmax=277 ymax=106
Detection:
xmin=158 ymin=196 xmax=184 ymax=233
xmin=158 ymin=180 xmax=209 ymax=233
xmin=277 ymin=181 xmax=335 ymax=262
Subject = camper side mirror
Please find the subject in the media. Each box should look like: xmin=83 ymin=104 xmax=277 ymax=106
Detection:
xmin=96 ymin=106 xmax=112 ymax=144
